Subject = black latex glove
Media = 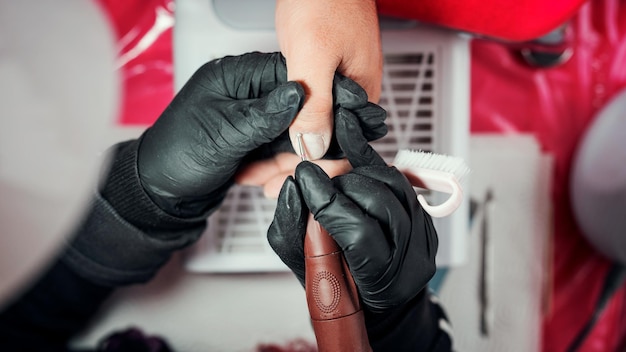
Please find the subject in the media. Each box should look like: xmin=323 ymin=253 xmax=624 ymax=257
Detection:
xmin=138 ymin=53 xmax=387 ymax=218
xmin=246 ymin=73 xmax=388 ymax=162
xmin=63 ymin=52 xmax=387 ymax=288
xmin=137 ymin=52 xmax=304 ymax=217
xmin=268 ymin=109 xmax=438 ymax=312
xmin=268 ymin=111 xmax=443 ymax=349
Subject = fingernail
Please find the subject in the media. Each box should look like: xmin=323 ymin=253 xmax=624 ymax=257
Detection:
xmin=299 ymin=133 xmax=327 ymax=160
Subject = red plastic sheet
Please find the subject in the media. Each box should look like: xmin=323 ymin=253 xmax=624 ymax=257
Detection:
xmin=377 ymin=0 xmax=587 ymax=42
xmin=97 ymin=0 xmax=174 ymax=126
xmin=469 ymin=1 xmax=626 ymax=351
xmin=97 ymin=0 xmax=626 ymax=350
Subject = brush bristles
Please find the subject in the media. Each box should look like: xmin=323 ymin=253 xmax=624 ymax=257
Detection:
xmin=393 ymin=149 xmax=470 ymax=180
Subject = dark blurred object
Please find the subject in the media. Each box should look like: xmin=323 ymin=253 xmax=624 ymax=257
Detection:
xmin=519 ymin=25 xmax=573 ymax=67
xmin=566 ymin=264 xmax=626 ymax=352
xmin=256 ymin=338 xmax=317 ymax=352
xmin=98 ymin=327 xmax=173 ymax=352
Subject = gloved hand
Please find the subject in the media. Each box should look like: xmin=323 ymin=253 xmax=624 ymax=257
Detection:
xmin=268 ymin=110 xmax=441 ymax=349
xmin=137 ymin=52 xmax=303 ymax=217
xmin=137 ymin=53 xmax=387 ymax=218
xmin=64 ymin=52 xmax=387 ymax=287
xmin=65 ymin=52 xmax=305 ymax=286
xmin=269 ymin=110 xmax=438 ymax=310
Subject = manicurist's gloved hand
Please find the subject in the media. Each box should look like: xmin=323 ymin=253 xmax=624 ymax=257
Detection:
xmin=62 ymin=52 xmax=388 ymax=289
xmin=268 ymin=111 xmax=451 ymax=350
xmin=2 ymin=52 xmax=389 ymax=351
xmin=235 ymin=73 xmax=388 ymax=199
xmin=63 ymin=52 xmax=305 ymax=287
xmin=139 ymin=53 xmax=387 ymax=216
xmin=136 ymin=53 xmax=305 ymax=218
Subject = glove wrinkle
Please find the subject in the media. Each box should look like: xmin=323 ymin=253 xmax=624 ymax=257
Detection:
xmin=351 ymin=103 xmax=388 ymax=140
xmin=352 ymin=166 xmax=416 ymax=214
xmin=333 ymin=74 xmax=369 ymax=109
xmin=335 ymin=111 xmax=386 ymax=167
xmin=267 ymin=176 xmax=307 ymax=286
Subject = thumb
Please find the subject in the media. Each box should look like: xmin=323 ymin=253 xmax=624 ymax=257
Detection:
xmin=335 ymin=108 xmax=386 ymax=168
xmin=287 ymin=62 xmax=336 ymax=161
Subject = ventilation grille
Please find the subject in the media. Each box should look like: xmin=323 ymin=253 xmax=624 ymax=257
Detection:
xmin=211 ymin=185 xmax=274 ymax=254
xmin=373 ymin=52 xmax=436 ymax=161
xmin=184 ymin=50 xmax=440 ymax=272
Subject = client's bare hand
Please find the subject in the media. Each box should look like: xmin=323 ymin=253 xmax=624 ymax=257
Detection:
xmin=276 ymin=0 xmax=382 ymax=160
xmin=236 ymin=154 xmax=352 ymax=199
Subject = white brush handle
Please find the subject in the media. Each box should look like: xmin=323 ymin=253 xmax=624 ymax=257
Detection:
xmin=396 ymin=167 xmax=464 ymax=218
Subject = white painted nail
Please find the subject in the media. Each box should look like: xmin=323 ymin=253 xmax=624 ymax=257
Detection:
xmin=300 ymin=133 xmax=327 ymax=160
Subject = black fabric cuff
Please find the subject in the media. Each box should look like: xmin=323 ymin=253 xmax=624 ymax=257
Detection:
xmin=62 ymin=193 xmax=204 ymax=287
xmin=365 ymin=290 xmax=453 ymax=351
xmin=99 ymin=139 xmax=207 ymax=236
xmin=0 ymin=260 xmax=113 ymax=351
xmin=61 ymin=139 xmax=207 ymax=287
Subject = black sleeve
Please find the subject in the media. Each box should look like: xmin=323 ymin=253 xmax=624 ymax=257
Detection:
xmin=61 ymin=138 xmax=208 ymax=287
xmin=0 ymin=138 xmax=208 ymax=351
xmin=0 ymin=260 xmax=113 ymax=352
xmin=366 ymin=289 xmax=453 ymax=351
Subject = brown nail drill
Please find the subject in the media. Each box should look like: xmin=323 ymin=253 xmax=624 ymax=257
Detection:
xmin=296 ymin=133 xmax=372 ymax=352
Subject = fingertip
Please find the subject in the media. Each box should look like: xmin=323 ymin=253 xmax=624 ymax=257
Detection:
xmin=336 ymin=108 xmax=386 ymax=168
xmin=256 ymin=83 xmax=304 ymax=134
xmin=294 ymin=160 xmax=327 ymax=180
xmin=336 ymin=107 xmax=366 ymax=144
xmin=256 ymin=82 xmax=306 ymax=140
xmin=268 ymin=175 xmax=307 ymax=264
xmin=271 ymin=175 xmax=307 ymax=231
xmin=355 ymin=102 xmax=388 ymax=141
xmin=333 ymin=74 xmax=368 ymax=109
xmin=294 ymin=161 xmax=335 ymax=214
xmin=359 ymin=102 xmax=387 ymax=121
xmin=274 ymin=81 xmax=305 ymax=112
xmin=276 ymin=175 xmax=300 ymax=205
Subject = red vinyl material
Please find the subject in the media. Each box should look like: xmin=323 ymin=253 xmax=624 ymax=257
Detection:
xmin=469 ymin=1 xmax=626 ymax=350
xmin=377 ymin=0 xmax=588 ymax=41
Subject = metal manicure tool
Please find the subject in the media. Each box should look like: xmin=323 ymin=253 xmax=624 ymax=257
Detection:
xmin=296 ymin=132 xmax=308 ymax=162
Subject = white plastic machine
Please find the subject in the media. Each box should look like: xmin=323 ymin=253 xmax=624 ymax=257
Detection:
xmin=175 ymin=0 xmax=470 ymax=272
